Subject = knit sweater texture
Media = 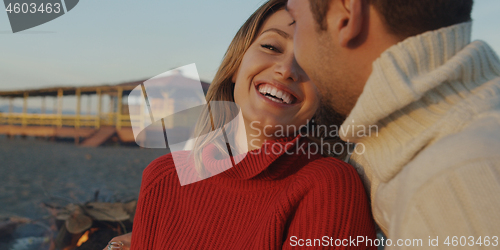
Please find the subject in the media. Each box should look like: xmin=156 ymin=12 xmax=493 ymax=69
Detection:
xmin=130 ymin=135 xmax=377 ymax=249
xmin=342 ymin=22 xmax=500 ymax=247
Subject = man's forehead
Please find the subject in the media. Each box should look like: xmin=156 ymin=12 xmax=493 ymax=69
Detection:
xmin=286 ymin=0 xmax=302 ymax=9
xmin=285 ymin=0 xmax=294 ymax=11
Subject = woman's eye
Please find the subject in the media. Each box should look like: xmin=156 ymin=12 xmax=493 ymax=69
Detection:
xmin=261 ymin=44 xmax=280 ymax=53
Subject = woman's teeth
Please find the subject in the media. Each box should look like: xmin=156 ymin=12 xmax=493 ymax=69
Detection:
xmin=258 ymin=84 xmax=293 ymax=104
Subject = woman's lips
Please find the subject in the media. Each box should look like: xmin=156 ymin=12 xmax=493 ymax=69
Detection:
xmin=254 ymin=81 xmax=300 ymax=105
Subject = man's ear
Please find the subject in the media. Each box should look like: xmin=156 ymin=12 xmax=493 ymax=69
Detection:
xmin=336 ymin=0 xmax=365 ymax=47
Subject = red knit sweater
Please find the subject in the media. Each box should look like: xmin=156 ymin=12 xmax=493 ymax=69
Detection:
xmin=131 ymin=136 xmax=377 ymax=249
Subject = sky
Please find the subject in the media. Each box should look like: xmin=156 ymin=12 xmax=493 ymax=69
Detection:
xmin=0 ymin=0 xmax=499 ymax=92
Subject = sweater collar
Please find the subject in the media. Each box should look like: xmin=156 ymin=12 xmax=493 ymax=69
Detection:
xmin=341 ymin=21 xmax=500 ymax=182
xmin=342 ymin=22 xmax=473 ymax=141
xmin=202 ymin=134 xmax=303 ymax=180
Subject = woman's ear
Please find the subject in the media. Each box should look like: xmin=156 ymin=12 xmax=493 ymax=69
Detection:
xmin=231 ymin=71 xmax=238 ymax=83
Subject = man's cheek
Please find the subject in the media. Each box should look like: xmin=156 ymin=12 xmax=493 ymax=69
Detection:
xmin=293 ymin=30 xmax=306 ymax=64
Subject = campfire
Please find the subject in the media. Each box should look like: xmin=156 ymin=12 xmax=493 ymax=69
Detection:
xmin=1 ymin=200 xmax=136 ymax=250
xmin=1 ymin=191 xmax=136 ymax=250
xmin=52 ymin=201 xmax=136 ymax=250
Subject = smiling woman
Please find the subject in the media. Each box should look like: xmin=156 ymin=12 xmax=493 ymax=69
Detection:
xmin=104 ymin=0 xmax=377 ymax=249
xmin=232 ymin=9 xmax=319 ymax=148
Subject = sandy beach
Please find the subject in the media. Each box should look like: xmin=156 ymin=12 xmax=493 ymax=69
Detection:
xmin=0 ymin=135 xmax=168 ymax=248
xmin=0 ymin=136 xmax=167 ymax=219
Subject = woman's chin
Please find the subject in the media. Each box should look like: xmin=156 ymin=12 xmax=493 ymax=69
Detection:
xmin=245 ymin=119 xmax=298 ymax=139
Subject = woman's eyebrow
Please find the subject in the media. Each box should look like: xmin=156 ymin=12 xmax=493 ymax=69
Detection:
xmin=260 ymin=28 xmax=291 ymax=40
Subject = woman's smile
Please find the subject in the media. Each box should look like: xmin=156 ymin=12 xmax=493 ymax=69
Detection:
xmin=254 ymin=80 xmax=300 ymax=106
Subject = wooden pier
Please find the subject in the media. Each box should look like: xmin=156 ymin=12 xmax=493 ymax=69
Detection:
xmin=0 ymin=76 xmax=209 ymax=147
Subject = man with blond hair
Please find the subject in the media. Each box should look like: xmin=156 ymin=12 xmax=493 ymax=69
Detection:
xmin=287 ymin=0 xmax=500 ymax=247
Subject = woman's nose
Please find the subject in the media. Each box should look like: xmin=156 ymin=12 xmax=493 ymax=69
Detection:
xmin=274 ymin=54 xmax=300 ymax=82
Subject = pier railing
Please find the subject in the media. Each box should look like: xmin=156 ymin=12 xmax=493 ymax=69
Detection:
xmin=0 ymin=85 xmax=137 ymax=130
xmin=0 ymin=113 xmax=135 ymax=128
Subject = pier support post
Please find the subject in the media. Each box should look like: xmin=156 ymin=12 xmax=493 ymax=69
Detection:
xmin=41 ymin=96 xmax=46 ymax=126
xmin=41 ymin=96 xmax=46 ymax=114
xmin=96 ymin=88 xmax=102 ymax=129
xmin=75 ymin=88 xmax=81 ymax=144
xmin=8 ymin=97 xmax=13 ymax=125
xmin=57 ymin=89 xmax=63 ymax=128
xmin=116 ymin=87 xmax=123 ymax=130
xmin=22 ymin=92 xmax=28 ymax=127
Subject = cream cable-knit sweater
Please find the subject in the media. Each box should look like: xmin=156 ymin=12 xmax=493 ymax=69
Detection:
xmin=342 ymin=22 xmax=500 ymax=247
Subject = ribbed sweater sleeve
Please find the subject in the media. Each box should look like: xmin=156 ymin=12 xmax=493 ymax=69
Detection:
xmin=282 ymin=158 xmax=377 ymax=249
xmin=396 ymin=157 xmax=500 ymax=242
xmin=387 ymin=116 xmax=500 ymax=248
xmin=131 ymin=155 xmax=176 ymax=250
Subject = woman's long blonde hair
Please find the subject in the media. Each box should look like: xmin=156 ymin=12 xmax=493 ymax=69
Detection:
xmin=190 ymin=0 xmax=346 ymax=177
